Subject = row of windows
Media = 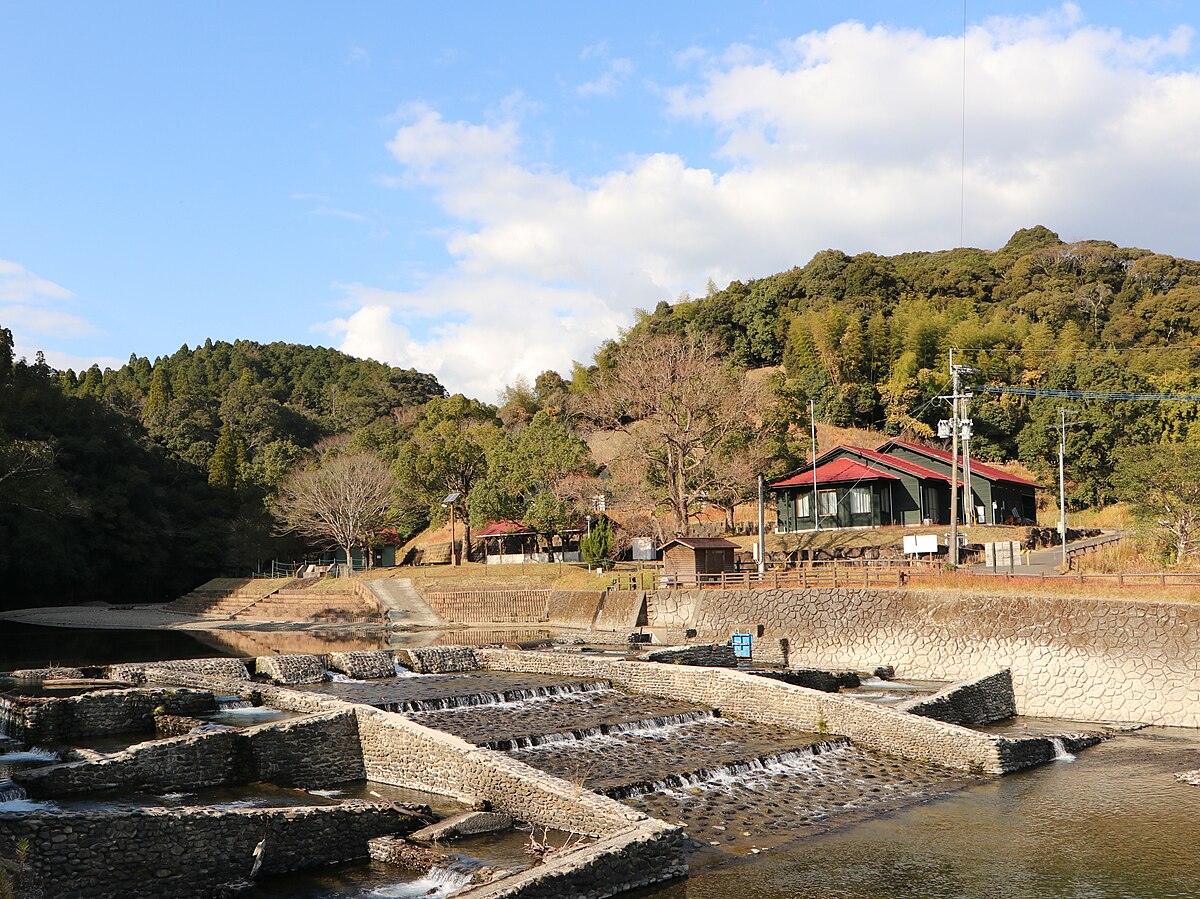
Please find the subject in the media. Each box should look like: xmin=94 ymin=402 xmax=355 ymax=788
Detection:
xmin=796 ymin=487 xmax=872 ymax=518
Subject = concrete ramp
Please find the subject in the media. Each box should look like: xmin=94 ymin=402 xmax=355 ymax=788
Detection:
xmin=364 ymin=578 xmax=446 ymax=627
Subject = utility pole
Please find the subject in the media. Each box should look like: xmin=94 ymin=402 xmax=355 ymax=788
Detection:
xmin=809 ymin=399 xmax=820 ymax=531
xmin=949 ymin=350 xmax=960 ymax=565
xmin=962 ymin=394 xmax=973 ymax=525
xmin=1056 ymin=408 xmax=1078 ymax=569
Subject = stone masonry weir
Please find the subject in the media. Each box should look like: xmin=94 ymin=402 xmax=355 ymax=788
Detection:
xmin=0 ymin=636 xmax=1124 ymax=899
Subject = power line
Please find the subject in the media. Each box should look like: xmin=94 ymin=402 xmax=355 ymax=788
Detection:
xmin=952 ymin=344 xmax=1200 ymax=355
xmin=973 ymin=385 xmax=1200 ymax=403
xmin=959 ymin=0 xmax=968 ymax=249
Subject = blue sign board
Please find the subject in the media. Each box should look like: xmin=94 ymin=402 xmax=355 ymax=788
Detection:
xmin=731 ymin=631 xmax=753 ymax=659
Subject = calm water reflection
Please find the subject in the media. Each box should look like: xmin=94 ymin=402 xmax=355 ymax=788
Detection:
xmin=644 ymin=727 xmax=1200 ymax=899
xmin=0 ymin=622 xmax=221 ymax=669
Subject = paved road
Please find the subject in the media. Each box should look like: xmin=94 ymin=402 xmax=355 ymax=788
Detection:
xmin=364 ymin=577 xmax=446 ymax=627
xmin=969 ymin=531 xmax=1121 ymax=578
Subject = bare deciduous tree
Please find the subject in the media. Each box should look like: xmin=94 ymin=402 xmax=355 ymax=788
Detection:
xmin=582 ymin=333 xmax=760 ymax=535
xmin=272 ymin=451 xmax=396 ymax=572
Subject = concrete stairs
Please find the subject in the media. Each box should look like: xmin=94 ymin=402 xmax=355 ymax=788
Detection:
xmin=161 ymin=578 xmax=294 ymax=618
xmin=233 ymin=586 xmax=384 ymax=624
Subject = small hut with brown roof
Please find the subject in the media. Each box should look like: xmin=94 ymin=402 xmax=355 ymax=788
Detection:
xmin=660 ymin=536 xmax=739 ymax=585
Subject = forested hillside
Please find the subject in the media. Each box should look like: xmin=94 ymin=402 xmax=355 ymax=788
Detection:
xmin=605 ymin=226 xmax=1200 ymax=506
xmin=6 ymin=225 xmax=1200 ymax=602
xmin=0 ymin=331 xmax=445 ymax=606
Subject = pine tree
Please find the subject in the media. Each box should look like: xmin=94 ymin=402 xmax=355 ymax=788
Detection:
xmin=581 ymin=515 xmax=613 ymax=567
xmin=208 ymin=421 xmax=245 ymax=493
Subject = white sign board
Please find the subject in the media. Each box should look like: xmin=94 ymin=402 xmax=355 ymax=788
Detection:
xmin=631 ymin=537 xmax=657 ymax=561
xmin=903 ymin=534 xmax=939 ymax=555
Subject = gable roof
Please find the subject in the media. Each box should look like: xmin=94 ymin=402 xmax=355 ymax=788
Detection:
xmin=770 ymin=456 xmax=900 ymax=488
xmin=877 ymin=439 xmax=1041 ymax=488
xmin=661 ymin=536 xmax=739 ymax=551
xmin=475 ymin=519 xmax=535 ymax=537
xmin=769 ymin=444 xmax=955 ymax=489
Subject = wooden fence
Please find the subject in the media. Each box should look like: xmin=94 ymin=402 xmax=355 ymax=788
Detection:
xmin=610 ymin=565 xmax=923 ymax=592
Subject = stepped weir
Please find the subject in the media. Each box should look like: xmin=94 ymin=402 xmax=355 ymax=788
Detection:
xmin=0 ymin=644 xmax=1120 ymax=898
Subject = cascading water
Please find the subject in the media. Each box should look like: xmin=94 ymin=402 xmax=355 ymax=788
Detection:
xmin=492 ymin=709 xmax=718 ymax=751
xmin=0 ymin=779 xmax=28 ymax=802
xmin=389 ymin=680 xmax=613 ymax=714
xmin=216 ymin=696 xmax=253 ymax=710
xmin=366 ymin=864 xmax=473 ymax=897
xmin=0 ymin=778 xmax=54 ymax=812
xmin=0 ymin=747 xmax=59 ymax=765
xmin=610 ymin=740 xmax=851 ymax=800
xmin=1049 ymin=737 xmax=1076 ymax=762
xmin=393 ymin=658 xmax=420 ymax=678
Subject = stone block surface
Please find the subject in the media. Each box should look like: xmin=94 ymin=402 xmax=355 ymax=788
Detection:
xmin=328 ymin=650 xmax=395 ymax=680
xmin=256 ymin=654 xmax=326 ymax=685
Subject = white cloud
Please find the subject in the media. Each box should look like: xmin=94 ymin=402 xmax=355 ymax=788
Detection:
xmin=0 ymin=260 xmax=93 ymax=339
xmin=330 ymin=6 xmax=1200 ymax=398
xmin=345 ymin=46 xmax=370 ymax=66
xmin=0 ymin=260 xmax=121 ymax=372
xmin=10 ymin=345 xmax=125 ymax=372
xmin=0 ymin=260 xmax=73 ymax=305
xmin=578 ymin=57 xmax=633 ymax=97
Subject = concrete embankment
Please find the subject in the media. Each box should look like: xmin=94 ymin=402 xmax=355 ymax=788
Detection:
xmin=623 ymin=586 xmax=1200 ymax=727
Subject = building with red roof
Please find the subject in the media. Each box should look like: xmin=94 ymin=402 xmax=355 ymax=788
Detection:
xmin=768 ymin=441 xmax=1038 ymax=533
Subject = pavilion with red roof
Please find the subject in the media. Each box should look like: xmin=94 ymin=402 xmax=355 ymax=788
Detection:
xmin=475 ymin=519 xmax=584 ymax=564
xmin=768 ymin=440 xmax=1038 ymax=533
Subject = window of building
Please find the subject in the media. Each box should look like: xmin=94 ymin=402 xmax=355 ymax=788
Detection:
xmin=818 ymin=489 xmax=838 ymax=516
xmin=849 ymin=486 xmax=871 ymax=515
xmin=796 ymin=491 xmax=812 ymax=520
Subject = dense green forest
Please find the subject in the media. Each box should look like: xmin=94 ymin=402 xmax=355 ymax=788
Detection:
xmin=6 ymin=225 xmax=1200 ymax=602
xmin=603 ymin=226 xmax=1200 ymax=507
xmin=0 ymin=331 xmax=445 ymax=606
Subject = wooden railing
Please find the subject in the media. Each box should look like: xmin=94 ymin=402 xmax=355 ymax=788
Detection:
xmin=1065 ymin=532 xmax=1123 ymax=565
xmin=967 ymin=570 xmax=1200 ymax=588
xmin=612 ymin=565 xmax=924 ymax=592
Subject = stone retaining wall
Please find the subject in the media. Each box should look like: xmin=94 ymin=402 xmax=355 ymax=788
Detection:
xmin=592 ymin=590 xmax=646 ymax=631
xmin=354 ymin=705 xmax=646 ymax=834
xmin=9 ymin=666 xmax=85 ymax=679
xmin=145 ymin=665 xmax=660 ymax=836
xmin=546 ymin=590 xmax=604 ymax=629
xmin=642 ymin=644 xmax=737 ymax=667
xmin=0 ymin=802 xmax=410 ymax=898
xmin=644 ymin=587 xmax=1200 ymax=727
xmin=17 ymin=710 xmax=364 ymax=796
xmin=475 ymin=649 xmax=1020 ymax=774
xmin=899 ymin=670 xmax=1017 ymax=726
xmin=424 ymin=589 xmax=551 ymax=623
xmin=109 ymin=657 xmax=251 ymax=684
xmin=0 ymin=687 xmax=217 ymax=742
xmin=256 ymin=653 xmax=326 ymax=685
xmin=328 ymin=650 xmax=395 ymax=679
xmin=395 ymin=646 xmax=479 ymax=673
xmin=456 ymin=821 xmax=687 ymax=899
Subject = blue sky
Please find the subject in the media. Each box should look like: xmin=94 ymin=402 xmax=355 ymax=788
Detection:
xmin=3 ymin=2 xmax=1200 ymax=397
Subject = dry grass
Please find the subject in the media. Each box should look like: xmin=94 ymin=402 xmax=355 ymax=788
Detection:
xmin=909 ymin=571 xmax=1200 ymax=604
xmin=302 ymin=576 xmax=364 ymax=592
xmin=1037 ymin=502 xmax=1136 ymax=530
xmin=369 ymin=561 xmax=610 ymax=593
